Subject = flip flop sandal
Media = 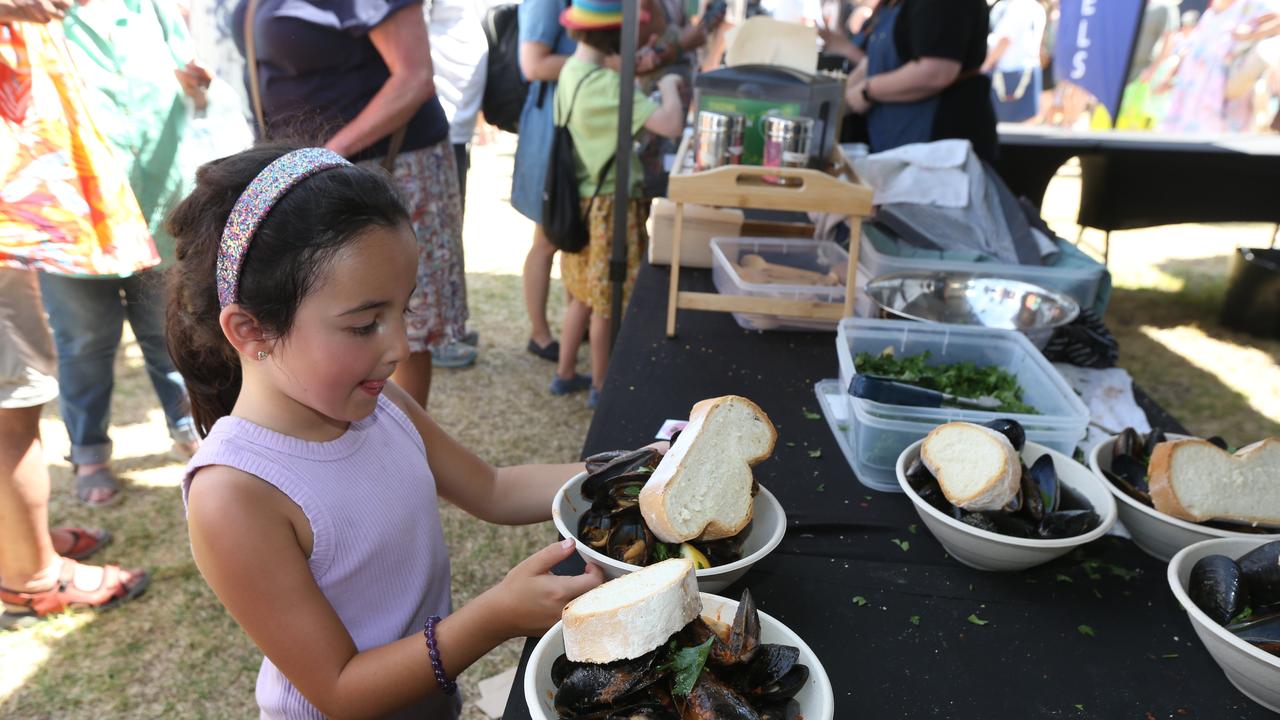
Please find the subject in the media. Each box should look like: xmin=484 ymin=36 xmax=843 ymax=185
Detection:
xmin=75 ymin=467 xmax=123 ymax=508
xmin=52 ymin=527 xmax=113 ymax=561
xmin=0 ymin=559 xmax=150 ymax=630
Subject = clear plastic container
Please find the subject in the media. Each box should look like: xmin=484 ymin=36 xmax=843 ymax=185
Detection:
xmin=857 ymin=229 xmax=1105 ymax=313
xmin=835 ymin=318 xmax=1089 ymax=491
xmin=711 ymin=237 xmax=848 ymax=332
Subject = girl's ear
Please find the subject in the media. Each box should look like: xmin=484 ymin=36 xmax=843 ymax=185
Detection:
xmin=219 ymin=305 xmax=271 ymax=359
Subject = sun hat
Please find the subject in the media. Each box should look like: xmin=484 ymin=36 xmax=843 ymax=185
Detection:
xmin=560 ymin=0 xmax=627 ymax=30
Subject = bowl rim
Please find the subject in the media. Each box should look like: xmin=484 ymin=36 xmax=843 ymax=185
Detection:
xmin=523 ymin=590 xmax=836 ymax=720
xmin=551 ymin=471 xmax=788 ymax=578
xmin=1167 ymin=537 xmax=1280 ymax=671
xmin=895 ymin=438 xmax=1118 ymax=549
xmin=865 ymin=271 xmax=1082 ymax=331
xmin=1088 ymin=434 xmax=1280 ymax=540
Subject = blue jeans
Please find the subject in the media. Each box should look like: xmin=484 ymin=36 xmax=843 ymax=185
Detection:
xmin=38 ymin=269 xmax=196 ymax=465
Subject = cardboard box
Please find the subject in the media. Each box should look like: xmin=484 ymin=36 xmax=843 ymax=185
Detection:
xmin=647 ymin=199 xmax=745 ymax=268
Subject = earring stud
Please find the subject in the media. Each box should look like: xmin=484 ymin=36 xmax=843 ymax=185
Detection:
xmin=256 ymin=350 xmax=268 ymax=361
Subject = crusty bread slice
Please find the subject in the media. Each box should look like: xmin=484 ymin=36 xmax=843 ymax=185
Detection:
xmin=920 ymin=422 xmax=1021 ymax=512
xmin=561 ymin=558 xmax=701 ymax=663
xmin=1149 ymin=437 xmax=1280 ymax=525
xmin=639 ymin=396 xmax=776 ymax=544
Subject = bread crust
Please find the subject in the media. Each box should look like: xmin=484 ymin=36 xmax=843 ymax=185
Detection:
xmin=1149 ymin=437 xmax=1280 ymax=525
xmin=561 ymin=559 xmax=701 ymax=663
xmin=639 ymin=396 xmax=777 ymax=544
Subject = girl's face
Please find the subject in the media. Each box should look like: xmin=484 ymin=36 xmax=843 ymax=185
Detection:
xmin=265 ymin=224 xmax=417 ymax=428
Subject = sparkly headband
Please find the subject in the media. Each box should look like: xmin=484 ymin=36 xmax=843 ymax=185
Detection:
xmin=216 ymin=148 xmax=352 ymax=308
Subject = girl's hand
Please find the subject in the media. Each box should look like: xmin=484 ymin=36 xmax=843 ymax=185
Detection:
xmin=492 ymin=539 xmax=604 ymax=637
xmin=846 ymin=79 xmax=872 ymax=115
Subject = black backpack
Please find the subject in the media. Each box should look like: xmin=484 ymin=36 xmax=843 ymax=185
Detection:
xmin=480 ymin=4 xmax=527 ymax=134
xmin=542 ymin=68 xmax=616 ymax=254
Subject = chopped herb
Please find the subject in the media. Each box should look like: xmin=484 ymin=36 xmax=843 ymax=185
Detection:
xmin=1231 ymin=607 xmax=1254 ymax=624
xmin=864 ymin=495 xmax=873 ymax=501
xmin=1056 ymin=574 xmax=1074 ymax=583
xmin=966 ymin=614 xmax=989 ymax=626
xmin=854 ymin=350 xmax=1038 ymax=414
xmin=786 ymin=441 xmax=796 ymax=448
xmin=837 ymin=422 xmax=849 ymax=432
xmin=1077 ymin=625 xmax=1095 ymax=637
xmin=1092 ymin=589 xmax=1103 ymax=600
xmin=803 ymin=409 xmax=822 ymax=420
xmin=1106 ymin=564 xmax=1138 ymax=581
xmin=623 ymin=486 xmax=641 ymax=497
xmin=891 ymin=539 xmax=910 ymax=552
xmin=817 ymin=484 xmax=826 ymax=492
xmin=653 ymin=543 xmax=670 ymax=562
xmin=909 ymin=615 xmax=921 ymax=626
xmin=908 ymin=523 xmax=919 ymax=535
xmin=808 ymin=449 xmax=823 ymax=459
xmin=853 ymin=596 xmax=868 ymax=607
xmin=1075 ymin=704 xmax=1085 ymax=712
xmin=659 ymin=638 xmax=715 ymax=697
xmin=1161 ymin=653 xmax=1179 ymax=659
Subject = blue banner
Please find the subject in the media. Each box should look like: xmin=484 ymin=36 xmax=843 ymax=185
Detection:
xmin=1054 ymin=0 xmax=1146 ymax=125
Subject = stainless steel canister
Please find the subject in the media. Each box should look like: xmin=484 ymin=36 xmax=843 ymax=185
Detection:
xmin=725 ymin=112 xmax=745 ymax=165
xmin=761 ymin=115 xmax=814 ymax=185
xmin=695 ymin=111 xmax=733 ymax=172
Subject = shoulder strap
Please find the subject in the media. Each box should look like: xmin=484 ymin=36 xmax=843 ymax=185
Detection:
xmin=245 ymin=0 xmax=408 ymax=171
xmin=558 ymin=65 xmax=605 ymax=127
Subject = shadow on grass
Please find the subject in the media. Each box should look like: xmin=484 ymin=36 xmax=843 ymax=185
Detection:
xmin=0 ymin=480 xmax=261 ymax=719
xmin=1105 ymin=252 xmax=1280 ymax=441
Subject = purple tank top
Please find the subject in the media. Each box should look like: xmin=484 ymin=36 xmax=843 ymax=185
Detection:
xmin=183 ymin=395 xmax=460 ymax=719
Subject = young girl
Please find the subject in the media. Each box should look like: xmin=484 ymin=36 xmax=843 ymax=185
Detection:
xmin=166 ymin=145 xmax=610 ymax=719
xmin=549 ymin=0 xmax=686 ymax=408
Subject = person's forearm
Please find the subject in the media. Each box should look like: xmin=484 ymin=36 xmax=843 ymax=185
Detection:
xmin=484 ymin=462 xmax=587 ymax=525
xmin=982 ymin=37 xmax=1010 ymax=73
xmin=849 ymin=57 xmax=868 ymax=87
xmin=523 ymin=53 xmax=569 ymax=82
xmin=867 ymin=59 xmax=958 ymax=103
xmin=326 ymin=69 xmax=434 ymax=158
xmin=647 ymin=86 xmax=686 ymax=138
xmin=321 ymin=591 xmax=507 ymax=719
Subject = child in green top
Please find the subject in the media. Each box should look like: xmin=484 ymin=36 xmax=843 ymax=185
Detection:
xmin=549 ymin=0 xmax=685 ymax=407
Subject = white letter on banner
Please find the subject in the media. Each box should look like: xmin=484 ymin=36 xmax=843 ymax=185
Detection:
xmin=1076 ymin=18 xmax=1091 ymax=48
xmin=1072 ymin=50 xmax=1087 ymax=79
xmin=1082 ymin=0 xmax=1098 ymax=14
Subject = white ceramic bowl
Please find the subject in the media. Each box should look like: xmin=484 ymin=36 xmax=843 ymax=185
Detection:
xmin=896 ymin=439 xmax=1118 ymax=571
xmin=1089 ymin=434 xmax=1280 ymax=562
xmin=1168 ymin=537 xmax=1280 ymax=712
xmin=524 ymin=591 xmax=835 ymax=720
xmin=552 ymin=471 xmax=786 ymax=593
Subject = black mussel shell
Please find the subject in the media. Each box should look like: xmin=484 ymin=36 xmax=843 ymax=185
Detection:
xmin=757 ymin=664 xmax=808 ymax=701
xmin=757 ymin=698 xmax=802 ymax=720
xmin=1206 ymin=436 xmax=1229 ymax=451
xmin=698 ymin=532 xmax=747 ymax=567
xmin=1104 ymin=468 xmax=1153 ymax=506
xmin=1189 ymin=554 xmax=1251 ymax=626
xmin=958 ymin=512 xmax=1001 ymax=534
xmin=1227 ymin=612 xmax=1280 ymax=658
xmin=984 ymin=418 xmax=1026 ymax=452
xmin=1037 ymin=510 xmax=1099 ymax=539
xmin=582 ymin=449 xmax=660 ymax=501
xmin=552 ymin=654 xmax=575 ymax=688
xmin=1143 ymin=428 xmax=1168 ymax=458
xmin=1113 ymin=427 xmax=1145 ymax=461
xmin=1109 ymin=455 xmax=1150 ymax=497
xmin=904 ymin=458 xmax=935 ymax=491
xmin=579 ymin=507 xmax=618 ymax=551
xmin=585 ymin=450 xmax=633 ymax=475
xmin=1202 ymin=520 xmax=1276 ymax=535
xmin=729 ymin=644 xmax=799 ymax=697
xmin=1238 ymin=541 xmax=1280 ymax=609
xmin=986 ymin=511 xmax=1039 ymax=539
xmin=606 ymin=514 xmax=653 ymax=566
xmin=604 ymin=478 xmax=647 ymax=511
xmin=553 ymin=651 xmax=665 ymax=716
xmin=1018 ymin=465 xmax=1045 ymax=523
xmin=680 ymin=673 xmax=760 ymax=720
xmin=1027 ymin=455 xmax=1061 ymax=514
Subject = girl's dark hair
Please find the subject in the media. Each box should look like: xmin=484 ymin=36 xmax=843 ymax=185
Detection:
xmin=165 ymin=143 xmax=410 ymax=436
xmin=568 ymin=27 xmax=623 ymax=55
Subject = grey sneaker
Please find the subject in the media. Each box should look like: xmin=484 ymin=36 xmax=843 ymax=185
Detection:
xmin=431 ymin=341 xmax=478 ymax=368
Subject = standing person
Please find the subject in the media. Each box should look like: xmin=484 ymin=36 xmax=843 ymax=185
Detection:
xmin=843 ymin=0 xmax=997 ymax=160
xmin=167 ymin=144 xmax=606 ymax=718
xmin=551 ymin=0 xmax=686 ymax=407
xmin=1158 ymin=0 xmax=1279 ymax=134
xmin=982 ymin=0 xmax=1047 ymax=123
xmin=234 ymin=0 xmax=474 ymax=406
xmin=1 ymin=0 xmax=149 ymax=625
xmin=32 ymin=0 xmax=206 ymax=506
xmin=512 ymin=0 xmax=578 ymax=363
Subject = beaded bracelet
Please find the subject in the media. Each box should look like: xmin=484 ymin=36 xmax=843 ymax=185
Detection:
xmin=422 ymin=615 xmax=457 ymax=695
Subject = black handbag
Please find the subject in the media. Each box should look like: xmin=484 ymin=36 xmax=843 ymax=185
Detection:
xmin=542 ymin=67 xmax=615 ymax=254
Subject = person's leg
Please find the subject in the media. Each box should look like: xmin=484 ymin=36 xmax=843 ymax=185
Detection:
xmin=523 ymin=225 xmax=559 ymax=351
xmin=556 ymin=299 xmax=591 ymax=382
xmin=391 ymin=352 xmax=433 ymax=407
xmin=37 ymin=273 xmax=125 ymax=504
xmin=453 ymin=142 xmax=470 ymax=218
xmin=587 ymin=312 xmax=611 ymax=391
xmin=0 ymin=405 xmax=58 ymax=591
xmin=120 ymin=270 xmax=199 ymax=454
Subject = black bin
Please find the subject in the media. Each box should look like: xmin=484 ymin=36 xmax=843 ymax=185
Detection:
xmin=1220 ymin=248 xmax=1280 ymax=339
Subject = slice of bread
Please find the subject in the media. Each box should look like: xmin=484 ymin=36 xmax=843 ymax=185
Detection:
xmin=1149 ymin=437 xmax=1280 ymax=525
xmin=920 ymin=422 xmax=1021 ymax=512
xmin=639 ymin=396 xmax=776 ymax=544
xmin=562 ymin=558 xmax=702 ymax=663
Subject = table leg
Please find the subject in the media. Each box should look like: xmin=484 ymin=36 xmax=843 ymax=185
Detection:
xmin=665 ymin=202 xmax=685 ymax=337
xmin=843 ymin=215 xmax=862 ymax=318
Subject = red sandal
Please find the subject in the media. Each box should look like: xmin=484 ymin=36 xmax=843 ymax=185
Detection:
xmin=0 ymin=559 xmax=150 ymax=630
xmin=51 ymin=527 xmax=112 ymax=561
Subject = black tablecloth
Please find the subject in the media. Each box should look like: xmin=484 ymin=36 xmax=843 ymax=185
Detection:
xmin=502 ymin=263 xmax=1264 ymax=719
xmin=997 ymin=126 xmax=1280 ymax=232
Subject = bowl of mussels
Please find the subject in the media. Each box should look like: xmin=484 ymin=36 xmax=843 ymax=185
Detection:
xmin=1168 ymin=538 xmax=1280 ymax=712
xmin=1089 ymin=429 xmax=1280 ymax=562
xmin=896 ymin=419 xmax=1117 ymax=571
xmin=553 ymin=447 xmax=787 ymax=593
xmin=525 ymin=579 xmax=835 ymax=720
